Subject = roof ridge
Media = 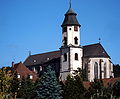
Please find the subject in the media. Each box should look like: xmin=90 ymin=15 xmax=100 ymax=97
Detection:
xmin=31 ymin=50 xmax=60 ymax=57
xmin=83 ymin=43 xmax=100 ymax=47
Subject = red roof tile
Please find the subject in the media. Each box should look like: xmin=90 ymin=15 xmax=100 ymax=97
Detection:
xmin=12 ymin=62 xmax=37 ymax=81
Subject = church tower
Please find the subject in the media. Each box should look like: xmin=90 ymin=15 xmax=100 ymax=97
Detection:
xmin=60 ymin=5 xmax=83 ymax=81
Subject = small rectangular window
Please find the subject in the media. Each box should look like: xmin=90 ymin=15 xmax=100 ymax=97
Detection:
xmin=74 ymin=26 xmax=78 ymax=31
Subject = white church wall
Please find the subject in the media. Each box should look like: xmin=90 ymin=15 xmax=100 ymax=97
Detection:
xmin=83 ymin=57 xmax=113 ymax=82
xmin=67 ymin=26 xmax=80 ymax=46
xmin=70 ymin=47 xmax=83 ymax=70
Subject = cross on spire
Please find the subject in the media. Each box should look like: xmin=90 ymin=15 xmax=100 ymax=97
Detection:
xmin=70 ymin=0 xmax=72 ymax=8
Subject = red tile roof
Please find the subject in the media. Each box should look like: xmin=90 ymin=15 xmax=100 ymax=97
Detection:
xmin=83 ymin=78 xmax=120 ymax=89
xmin=12 ymin=62 xmax=37 ymax=81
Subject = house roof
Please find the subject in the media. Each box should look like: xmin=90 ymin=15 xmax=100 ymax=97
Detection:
xmin=12 ymin=62 xmax=37 ymax=80
xmin=24 ymin=43 xmax=110 ymax=66
xmin=61 ymin=7 xmax=80 ymax=27
xmin=83 ymin=43 xmax=110 ymax=58
xmin=83 ymin=78 xmax=120 ymax=89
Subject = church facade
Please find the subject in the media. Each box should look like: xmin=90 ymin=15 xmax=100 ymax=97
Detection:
xmin=24 ymin=6 xmax=114 ymax=81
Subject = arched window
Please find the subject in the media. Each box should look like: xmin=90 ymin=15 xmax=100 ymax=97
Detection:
xmin=64 ymin=37 xmax=67 ymax=45
xmin=74 ymin=37 xmax=78 ymax=45
xmin=64 ymin=53 xmax=67 ymax=62
xmin=75 ymin=53 xmax=78 ymax=60
xmin=104 ymin=62 xmax=106 ymax=78
xmin=94 ymin=62 xmax=98 ymax=79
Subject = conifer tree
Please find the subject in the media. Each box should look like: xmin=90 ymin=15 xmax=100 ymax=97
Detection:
xmin=63 ymin=74 xmax=86 ymax=99
xmin=112 ymin=80 xmax=120 ymax=98
xmin=17 ymin=77 xmax=35 ymax=99
xmin=35 ymin=65 xmax=62 ymax=99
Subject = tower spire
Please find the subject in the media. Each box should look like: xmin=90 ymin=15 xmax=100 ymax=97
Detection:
xmin=70 ymin=0 xmax=72 ymax=8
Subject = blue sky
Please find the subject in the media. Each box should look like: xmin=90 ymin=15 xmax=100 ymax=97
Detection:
xmin=0 ymin=0 xmax=120 ymax=67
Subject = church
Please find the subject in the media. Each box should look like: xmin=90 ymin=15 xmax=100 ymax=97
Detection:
xmin=24 ymin=5 xmax=114 ymax=81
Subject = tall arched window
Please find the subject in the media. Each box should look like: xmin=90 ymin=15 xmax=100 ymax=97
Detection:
xmin=94 ymin=62 xmax=98 ymax=79
xmin=75 ymin=53 xmax=78 ymax=60
xmin=104 ymin=62 xmax=106 ymax=78
xmin=74 ymin=37 xmax=78 ymax=45
xmin=64 ymin=53 xmax=67 ymax=62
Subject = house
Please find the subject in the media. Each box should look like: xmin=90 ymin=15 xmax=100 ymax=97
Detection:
xmin=12 ymin=62 xmax=37 ymax=81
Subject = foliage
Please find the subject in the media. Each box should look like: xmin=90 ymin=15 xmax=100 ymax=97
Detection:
xmin=112 ymin=80 xmax=120 ymax=98
xmin=113 ymin=64 xmax=120 ymax=78
xmin=0 ymin=67 xmax=15 ymax=99
xmin=74 ymin=67 xmax=88 ymax=81
xmin=63 ymin=72 xmax=86 ymax=99
xmin=35 ymin=65 xmax=63 ymax=99
xmin=17 ymin=77 xmax=36 ymax=99
xmin=85 ymin=79 xmax=117 ymax=99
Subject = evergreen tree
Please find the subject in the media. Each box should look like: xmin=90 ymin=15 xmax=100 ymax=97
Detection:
xmin=17 ymin=77 xmax=35 ymax=99
xmin=63 ymin=74 xmax=86 ymax=99
xmin=35 ymin=65 xmax=63 ymax=99
xmin=87 ymin=79 xmax=115 ymax=99
xmin=112 ymin=80 xmax=120 ymax=98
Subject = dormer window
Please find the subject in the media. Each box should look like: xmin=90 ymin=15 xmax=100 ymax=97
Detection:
xmin=74 ymin=26 xmax=78 ymax=31
xmin=17 ymin=74 xmax=20 ymax=78
xmin=29 ymin=75 xmax=33 ymax=79
xmin=63 ymin=27 xmax=67 ymax=32
xmin=33 ymin=60 xmax=36 ymax=63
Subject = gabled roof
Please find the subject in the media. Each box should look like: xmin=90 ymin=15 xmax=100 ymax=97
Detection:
xmin=24 ymin=50 xmax=60 ymax=66
xmin=24 ymin=43 xmax=110 ymax=66
xmin=12 ymin=62 xmax=37 ymax=80
xmin=61 ymin=8 xmax=80 ymax=27
xmin=83 ymin=43 xmax=110 ymax=58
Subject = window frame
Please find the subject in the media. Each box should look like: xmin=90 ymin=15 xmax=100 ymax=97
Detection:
xmin=74 ymin=26 xmax=78 ymax=31
xmin=75 ymin=53 xmax=78 ymax=60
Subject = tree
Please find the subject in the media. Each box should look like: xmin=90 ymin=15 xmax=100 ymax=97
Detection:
xmin=0 ymin=67 xmax=14 ymax=99
xmin=87 ymin=79 xmax=115 ymax=99
xmin=63 ymin=74 xmax=86 ymax=99
xmin=0 ymin=67 xmax=20 ymax=99
xmin=35 ymin=65 xmax=63 ymax=99
xmin=9 ymin=71 xmax=19 ymax=99
xmin=17 ymin=77 xmax=35 ymax=99
xmin=112 ymin=80 xmax=120 ymax=98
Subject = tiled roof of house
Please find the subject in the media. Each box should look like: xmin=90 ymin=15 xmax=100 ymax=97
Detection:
xmin=24 ymin=43 xmax=110 ymax=66
xmin=83 ymin=78 xmax=120 ymax=89
xmin=12 ymin=62 xmax=37 ymax=80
